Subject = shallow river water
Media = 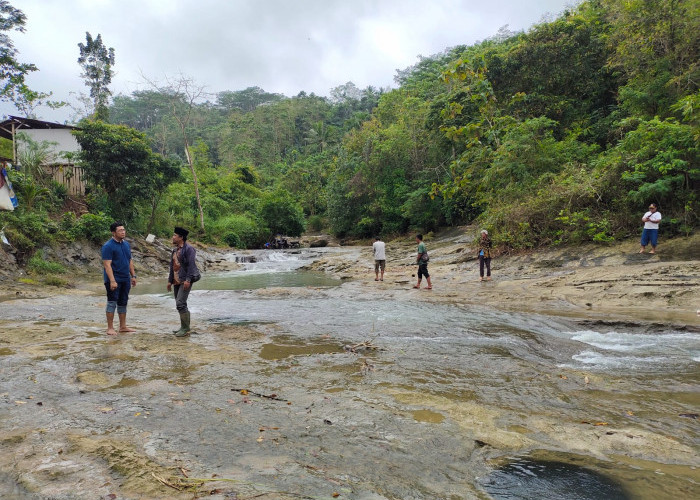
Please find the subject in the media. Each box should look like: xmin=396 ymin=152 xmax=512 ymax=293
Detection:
xmin=1 ymin=249 xmax=698 ymax=499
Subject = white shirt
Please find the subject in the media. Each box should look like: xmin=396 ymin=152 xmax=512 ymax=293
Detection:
xmin=643 ymin=211 xmax=661 ymax=229
xmin=372 ymin=240 xmax=386 ymax=260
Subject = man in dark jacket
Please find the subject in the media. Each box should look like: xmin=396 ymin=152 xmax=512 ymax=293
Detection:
xmin=167 ymin=227 xmax=201 ymax=337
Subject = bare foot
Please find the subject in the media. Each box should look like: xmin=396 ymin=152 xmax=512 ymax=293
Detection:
xmin=426 ymin=286 xmax=432 ymax=290
xmin=486 ymin=277 xmax=492 ymax=281
xmin=639 ymin=249 xmax=645 ymax=253
xmin=649 ymin=250 xmax=655 ymax=254
xmin=106 ymin=328 xmax=118 ymax=336
xmin=119 ymin=327 xmax=136 ymax=333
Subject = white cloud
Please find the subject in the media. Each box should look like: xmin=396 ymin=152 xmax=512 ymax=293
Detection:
xmin=2 ymin=0 xmax=577 ymax=122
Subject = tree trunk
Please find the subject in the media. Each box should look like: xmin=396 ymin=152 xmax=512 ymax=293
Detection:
xmin=183 ymin=141 xmax=205 ymax=232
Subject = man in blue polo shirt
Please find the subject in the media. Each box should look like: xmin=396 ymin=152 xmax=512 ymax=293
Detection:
xmin=101 ymin=221 xmax=137 ymax=335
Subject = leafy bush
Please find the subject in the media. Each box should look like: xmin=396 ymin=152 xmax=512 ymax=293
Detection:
xmin=27 ymin=254 xmax=66 ymax=274
xmin=69 ymin=212 xmax=113 ymax=244
xmin=259 ymin=189 xmax=306 ymax=237
xmin=307 ymin=215 xmax=325 ymax=232
xmin=211 ymin=214 xmax=266 ymax=248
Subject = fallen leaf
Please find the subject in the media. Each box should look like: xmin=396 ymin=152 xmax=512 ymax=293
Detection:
xmin=626 ymin=411 xmax=634 ymax=416
xmin=240 ymin=389 xmax=248 ymax=395
xmin=594 ymin=422 xmax=608 ymax=426
xmin=14 ymin=401 xmax=26 ymax=405
xmin=134 ymin=412 xmax=141 ymax=417
xmin=559 ymin=375 xmax=567 ymax=380
xmin=256 ymin=436 xmax=264 ymax=443
xmin=99 ymin=407 xmax=113 ymax=413
xmin=333 ymin=492 xmax=340 ymax=498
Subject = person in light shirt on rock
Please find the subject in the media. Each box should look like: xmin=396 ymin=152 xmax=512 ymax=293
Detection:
xmin=372 ymin=236 xmax=386 ymax=281
xmin=639 ymin=203 xmax=662 ymax=254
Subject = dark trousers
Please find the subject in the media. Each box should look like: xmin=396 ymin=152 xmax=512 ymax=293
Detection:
xmin=417 ymin=262 xmax=430 ymax=279
xmin=479 ymin=256 xmax=491 ymax=277
xmin=173 ymin=283 xmax=192 ymax=313
xmin=105 ymin=280 xmax=131 ymax=306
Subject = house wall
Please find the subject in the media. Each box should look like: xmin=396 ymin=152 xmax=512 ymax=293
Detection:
xmin=16 ymin=128 xmax=85 ymax=196
xmin=17 ymin=129 xmax=80 ymax=164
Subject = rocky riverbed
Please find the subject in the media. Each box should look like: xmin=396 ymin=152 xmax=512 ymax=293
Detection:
xmin=0 ymin=230 xmax=698 ymax=500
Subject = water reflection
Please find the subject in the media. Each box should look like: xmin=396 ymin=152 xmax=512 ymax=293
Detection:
xmin=482 ymin=457 xmax=630 ymax=500
xmin=134 ymin=250 xmax=341 ymax=294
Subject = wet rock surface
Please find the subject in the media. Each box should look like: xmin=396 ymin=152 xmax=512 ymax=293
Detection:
xmin=0 ymin=230 xmax=698 ymax=499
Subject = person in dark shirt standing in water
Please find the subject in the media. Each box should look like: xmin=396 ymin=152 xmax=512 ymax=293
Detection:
xmin=101 ymin=221 xmax=137 ymax=335
xmin=168 ymin=226 xmax=201 ymax=337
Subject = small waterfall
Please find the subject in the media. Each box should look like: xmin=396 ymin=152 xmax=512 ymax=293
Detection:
xmin=234 ymin=255 xmax=257 ymax=263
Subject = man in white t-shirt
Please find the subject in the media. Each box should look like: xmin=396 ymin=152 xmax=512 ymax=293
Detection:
xmin=640 ymin=203 xmax=662 ymax=254
xmin=372 ymin=236 xmax=386 ymax=281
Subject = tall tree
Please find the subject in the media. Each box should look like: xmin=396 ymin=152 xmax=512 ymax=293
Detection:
xmin=0 ymin=1 xmax=52 ymax=112
xmin=77 ymin=32 xmax=115 ymax=121
xmin=73 ymin=121 xmax=180 ymax=222
xmin=143 ymin=74 xmax=207 ymax=231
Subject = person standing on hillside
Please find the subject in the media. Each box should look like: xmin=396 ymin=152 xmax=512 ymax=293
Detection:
xmin=413 ymin=234 xmax=432 ymax=290
xmin=640 ymin=203 xmax=662 ymax=254
xmin=167 ymin=227 xmax=201 ymax=337
xmin=101 ymin=221 xmax=137 ymax=336
xmin=372 ymin=236 xmax=386 ymax=281
xmin=478 ymin=229 xmax=493 ymax=281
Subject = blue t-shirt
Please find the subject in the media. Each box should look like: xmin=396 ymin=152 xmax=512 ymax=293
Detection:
xmin=101 ymin=238 xmax=132 ymax=282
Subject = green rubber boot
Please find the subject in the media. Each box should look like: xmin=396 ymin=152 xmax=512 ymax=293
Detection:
xmin=174 ymin=312 xmax=191 ymax=337
xmin=172 ymin=313 xmax=184 ymax=333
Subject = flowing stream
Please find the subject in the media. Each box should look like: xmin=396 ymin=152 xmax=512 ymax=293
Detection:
xmin=1 ymin=248 xmax=698 ymax=499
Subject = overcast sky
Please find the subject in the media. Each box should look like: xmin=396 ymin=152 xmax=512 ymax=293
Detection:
xmin=2 ymin=0 xmax=577 ymax=123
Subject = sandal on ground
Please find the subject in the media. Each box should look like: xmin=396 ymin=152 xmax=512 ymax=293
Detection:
xmin=412 ymin=285 xmax=420 ymax=289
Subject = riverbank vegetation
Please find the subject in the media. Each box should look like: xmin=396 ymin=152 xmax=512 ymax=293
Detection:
xmin=1 ymin=0 xmax=697 ymax=255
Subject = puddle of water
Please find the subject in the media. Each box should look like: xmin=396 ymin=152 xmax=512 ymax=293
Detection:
xmin=260 ymin=337 xmax=345 ymax=360
xmin=412 ymin=409 xmax=445 ymax=423
xmin=112 ymin=377 xmax=140 ymax=389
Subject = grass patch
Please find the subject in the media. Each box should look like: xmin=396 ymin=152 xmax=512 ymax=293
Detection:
xmin=44 ymin=276 xmax=68 ymax=287
xmin=27 ymin=254 xmax=66 ymax=275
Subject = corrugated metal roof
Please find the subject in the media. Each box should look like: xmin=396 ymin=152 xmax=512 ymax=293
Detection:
xmin=0 ymin=115 xmax=77 ymax=140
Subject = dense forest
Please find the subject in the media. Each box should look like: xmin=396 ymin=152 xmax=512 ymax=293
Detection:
xmin=1 ymin=0 xmax=698 ymax=261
